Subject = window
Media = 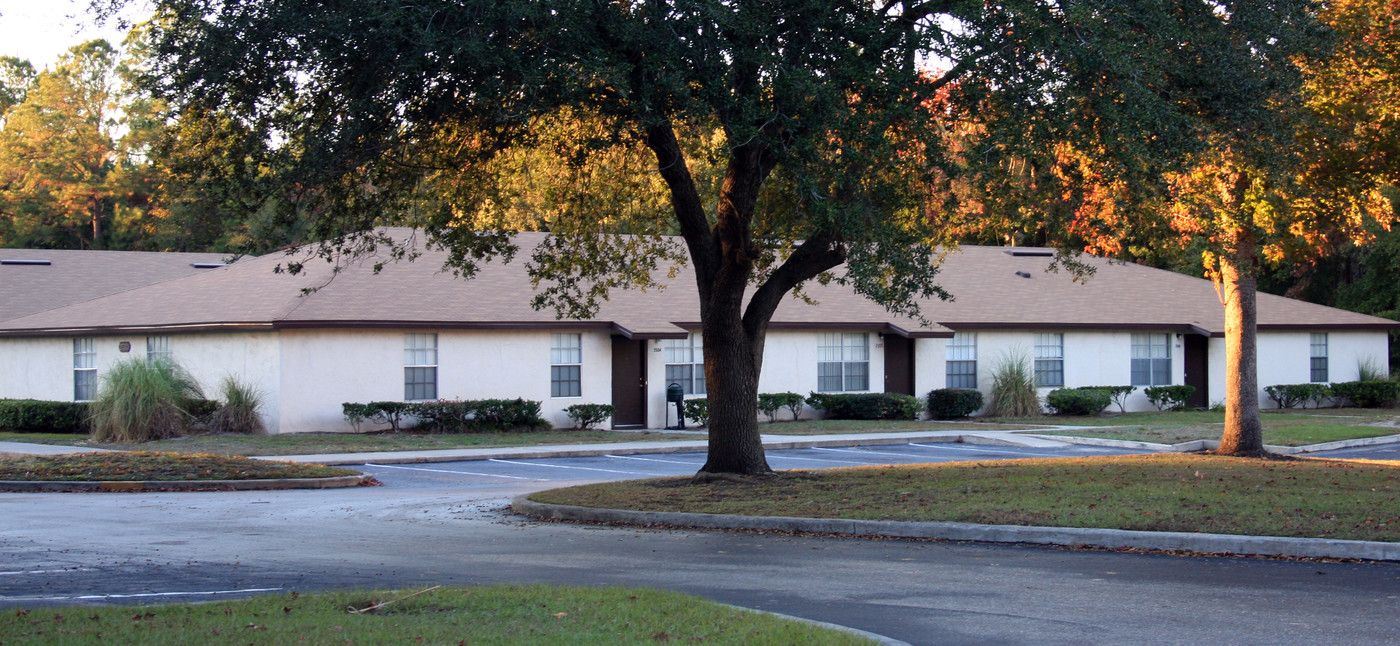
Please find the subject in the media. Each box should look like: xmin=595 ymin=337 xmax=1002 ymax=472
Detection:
xmin=1034 ymin=333 xmax=1064 ymax=387
xmin=817 ymin=333 xmax=870 ymax=392
xmin=1131 ymin=333 xmax=1172 ymax=386
xmin=73 ymin=338 xmax=96 ymax=401
xmin=551 ymin=333 xmax=582 ymax=398
xmin=404 ymin=333 xmax=437 ymax=401
xmin=1311 ymin=333 xmax=1328 ymax=383
xmin=663 ymin=333 xmax=705 ymax=395
xmin=946 ymin=332 xmax=977 ymax=389
xmin=146 ymin=335 xmax=172 ymax=363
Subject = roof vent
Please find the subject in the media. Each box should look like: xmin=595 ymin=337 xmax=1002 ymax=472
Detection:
xmin=1015 ymin=270 xmax=1032 ymax=278
xmin=1004 ymin=250 xmax=1054 ymax=257
xmin=0 ymin=259 xmax=51 ymax=266
xmin=190 ymin=262 xmax=227 ymax=269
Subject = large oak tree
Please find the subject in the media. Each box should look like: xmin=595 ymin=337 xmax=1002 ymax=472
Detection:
xmin=105 ymin=0 xmax=1323 ymax=474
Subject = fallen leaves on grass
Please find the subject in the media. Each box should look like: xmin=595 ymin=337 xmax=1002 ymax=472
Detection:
xmin=0 ymin=451 xmax=358 ymax=481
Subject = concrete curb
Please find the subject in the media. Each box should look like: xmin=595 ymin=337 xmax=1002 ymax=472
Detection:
xmin=512 ymin=496 xmax=1400 ymax=563
xmin=0 ymin=474 xmax=371 ymax=492
xmin=1028 ymin=432 xmax=1400 ymax=456
xmin=722 ymin=603 xmax=911 ymax=646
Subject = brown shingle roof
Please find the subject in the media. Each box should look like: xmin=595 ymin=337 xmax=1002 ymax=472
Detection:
xmin=0 ymin=248 xmax=231 ymax=322
xmin=0 ymin=232 xmax=1392 ymax=337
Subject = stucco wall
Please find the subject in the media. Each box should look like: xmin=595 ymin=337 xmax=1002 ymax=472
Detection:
xmin=0 ymin=337 xmax=73 ymax=401
xmin=1210 ymin=330 xmax=1391 ymax=408
xmin=277 ymin=328 xmax=611 ymax=432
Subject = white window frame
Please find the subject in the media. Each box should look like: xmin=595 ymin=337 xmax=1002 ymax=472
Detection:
xmin=146 ymin=335 xmax=172 ymax=363
xmin=663 ymin=333 xmax=705 ymax=395
xmin=817 ymin=332 xmax=870 ymax=393
xmin=404 ymin=333 xmax=438 ymax=401
xmin=946 ymin=332 xmax=977 ymax=389
xmin=73 ymin=338 xmax=96 ymax=401
xmin=1131 ymin=333 xmax=1172 ymax=386
xmin=1034 ymin=333 xmax=1064 ymax=388
xmin=550 ymin=333 xmax=583 ymax=398
xmin=1310 ymin=333 xmax=1328 ymax=383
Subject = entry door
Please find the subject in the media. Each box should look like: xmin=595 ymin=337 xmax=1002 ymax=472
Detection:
xmin=1184 ymin=335 xmax=1209 ymax=409
xmin=610 ymin=336 xmax=647 ymax=428
xmin=884 ymin=335 xmax=915 ymax=396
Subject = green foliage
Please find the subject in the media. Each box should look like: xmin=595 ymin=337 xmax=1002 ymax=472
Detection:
xmin=1045 ymin=389 xmax=1112 ymax=416
xmin=564 ymin=404 xmax=615 ymax=431
xmin=925 ymin=389 xmax=984 ymax=420
xmin=1077 ymin=385 xmax=1136 ymax=413
xmin=88 ymin=358 xmax=205 ymax=443
xmin=1356 ymin=357 xmax=1389 ymax=383
xmin=342 ymin=402 xmax=373 ymax=433
xmin=413 ymin=398 xmax=550 ymax=432
xmin=682 ymin=398 xmax=710 ymax=427
xmin=806 ymin=393 xmax=920 ymax=421
xmin=757 ymin=393 xmax=805 ymax=423
xmin=1329 ymin=381 xmax=1400 ymax=408
xmin=986 ymin=352 xmax=1041 ymax=418
xmin=0 ymin=399 xmax=89 ymax=434
xmin=1264 ymin=383 xmax=1334 ymax=409
xmin=1142 ymin=385 xmax=1197 ymax=412
xmin=206 ymin=377 xmax=266 ymax=434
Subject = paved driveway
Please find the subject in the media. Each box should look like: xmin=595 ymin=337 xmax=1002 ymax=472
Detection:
xmin=2 ymin=441 xmax=1398 ymax=646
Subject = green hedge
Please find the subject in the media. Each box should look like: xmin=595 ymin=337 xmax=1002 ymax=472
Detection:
xmin=757 ymin=393 xmax=806 ymax=422
xmin=343 ymin=399 xmax=550 ymax=433
xmin=0 ymin=399 xmax=89 ymax=434
xmin=807 ymin=392 xmax=921 ymax=420
xmin=1330 ymin=381 xmax=1399 ymax=408
xmin=1263 ymin=383 xmax=1333 ymax=409
xmin=1077 ymin=385 xmax=1135 ymax=412
xmin=682 ymin=398 xmax=709 ymax=427
xmin=1143 ymin=385 xmax=1196 ymax=411
xmin=925 ymin=389 xmax=983 ymax=419
xmin=564 ymin=403 xmax=615 ymax=430
xmin=1046 ymin=388 xmax=1112 ymax=416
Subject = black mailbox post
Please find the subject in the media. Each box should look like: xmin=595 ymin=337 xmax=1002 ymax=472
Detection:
xmin=665 ymin=383 xmax=686 ymax=429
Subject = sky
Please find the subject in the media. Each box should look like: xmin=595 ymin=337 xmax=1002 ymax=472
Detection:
xmin=0 ymin=0 xmax=152 ymax=69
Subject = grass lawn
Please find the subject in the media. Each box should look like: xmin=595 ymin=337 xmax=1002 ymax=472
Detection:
xmin=1021 ymin=408 xmax=1400 ymax=446
xmin=0 ymin=585 xmax=873 ymax=645
xmin=533 ymin=453 xmax=1400 ymax=542
xmin=759 ymin=419 xmax=1045 ymax=434
xmin=0 ymin=429 xmax=698 ymax=456
xmin=0 ymin=451 xmax=358 ymax=481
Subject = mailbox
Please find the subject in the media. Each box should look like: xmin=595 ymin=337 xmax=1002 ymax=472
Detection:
xmin=666 ymin=383 xmax=685 ymax=403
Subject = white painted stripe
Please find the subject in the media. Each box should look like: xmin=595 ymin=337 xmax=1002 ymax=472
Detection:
xmin=488 ymin=459 xmax=666 ymax=476
xmin=1 ymin=587 xmax=283 ymax=602
xmin=364 ymin=463 xmax=544 ymax=481
xmin=0 ymin=568 xmax=95 ymax=576
xmin=907 ymin=443 xmax=1060 ymax=457
xmin=605 ymin=454 xmax=702 ymax=466
xmin=811 ymin=446 xmax=930 ymax=458
xmin=765 ymin=454 xmax=863 ymax=464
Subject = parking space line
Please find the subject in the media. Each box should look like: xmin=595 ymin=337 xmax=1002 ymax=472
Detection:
xmin=766 ymin=454 xmax=864 ymax=464
xmin=488 ymin=459 xmax=669 ymax=476
xmin=0 ymin=587 xmax=283 ymax=602
xmin=364 ymin=463 xmax=546 ymax=481
xmin=605 ymin=455 xmax=701 ymax=466
xmin=811 ymin=446 xmax=931 ymax=458
xmin=0 ymin=568 xmax=95 ymax=576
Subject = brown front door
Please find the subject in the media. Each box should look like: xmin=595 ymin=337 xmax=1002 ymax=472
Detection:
xmin=610 ymin=336 xmax=647 ymax=428
xmin=1184 ymin=335 xmax=1209 ymax=409
xmin=884 ymin=335 xmax=915 ymax=396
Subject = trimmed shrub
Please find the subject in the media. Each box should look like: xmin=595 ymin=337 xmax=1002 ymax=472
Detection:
xmin=0 ymin=399 xmax=89 ymax=434
xmin=342 ymin=402 xmax=373 ymax=432
xmin=1077 ymin=385 xmax=1135 ymax=413
xmin=926 ymin=389 xmax=983 ymax=419
xmin=1264 ymin=383 xmax=1333 ymax=410
xmin=682 ymin=398 xmax=709 ymax=427
xmin=1330 ymin=381 xmax=1400 ymax=408
xmin=986 ymin=351 xmax=1040 ymax=417
xmin=88 ymin=358 xmax=206 ymax=443
xmin=757 ymin=392 xmax=805 ymax=423
xmin=346 ymin=399 xmax=550 ymax=432
xmin=806 ymin=392 xmax=920 ymax=420
xmin=564 ymin=403 xmax=615 ymax=430
xmin=1143 ymin=385 xmax=1196 ymax=411
xmin=207 ymin=377 xmax=267 ymax=435
xmin=1046 ymin=388 xmax=1112 ymax=416
xmin=367 ymin=401 xmax=412 ymax=432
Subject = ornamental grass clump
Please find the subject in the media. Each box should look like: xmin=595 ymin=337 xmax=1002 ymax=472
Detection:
xmin=207 ymin=376 xmax=267 ymax=435
xmin=987 ymin=351 xmax=1041 ymax=417
xmin=88 ymin=358 xmax=205 ymax=443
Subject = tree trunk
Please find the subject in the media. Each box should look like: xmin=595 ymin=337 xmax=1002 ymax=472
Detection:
xmin=696 ymin=312 xmax=771 ymax=476
xmin=1218 ymin=228 xmax=1265 ymax=455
